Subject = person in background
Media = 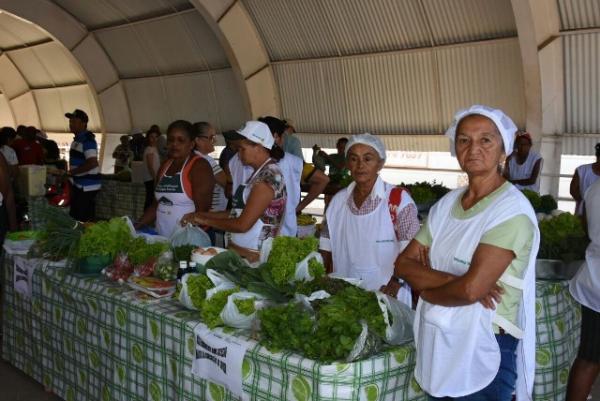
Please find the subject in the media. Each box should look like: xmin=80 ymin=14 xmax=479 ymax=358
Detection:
xmin=567 ymin=178 xmax=600 ymax=401
xmin=12 ymin=126 xmax=44 ymax=165
xmin=219 ymin=134 xmax=239 ymax=204
xmin=135 ymin=120 xmax=214 ymax=238
xmin=298 ymin=161 xmax=330 ymax=214
xmin=193 ymin=121 xmax=228 ymax=245
xmin=112 ymin=135 xmax=134 ymax=174
xmin=129 ymin=129 xmax=146 ymax=162
xmin=570 ymin=142 xmax=600 ymax=216
xmin=15 ymin=125 xmax=26 ymax=140
xmin=325 ymin=137 xmax=349 ymax=179
xmin=320 ymin=133 xmax=419 ymax=306
xmin=311 ymin=144 xmax=327 ymax=171
xmin=65 ymin=109 xmax=101 ymax=222
xmin=282 ymin=118 xmax=304 ymax=161
xmin=142 ymin=129 xmax=160 ymax=210
xmin=150 ymin=124 xmax=168 ymax=162
xmin=393 ymin=105 xmax=539 ymax=400
xmin=182 ymin=121 xmax=286 ymax=262
xmin=0 ymin=152 xmax=17 ymax=244
xmin=503 ymin=130 xmax=543 ymax=192
xmin=0 ymin=127 xmax=19 ymax=180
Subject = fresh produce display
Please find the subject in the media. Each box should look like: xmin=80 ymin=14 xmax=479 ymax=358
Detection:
xmin=297 ymin=214 xmax=317 ymax=226
xmin=103 ymin=253 xmax=133 ymax=282
xmin=259 ymin=285 xmax=386 ymax=362
xmin=538 ymin=212 xmax=589 ymax=261
xmin=201 ymin=287 xmax=239 ymax=328
xmin=28 ymin=204 xmax=84 ymax=260
xmin=401 ymin=181 xmax=450 ymax=205
xmin=295 ymin=275 xmax=353 ymax=296
xmin=127 ymin=237 xmax=169 ymax=266
xmin=6 ymin=231 xmax=40 ymax=241
xmin=234 ymin=298 xmax=256 ymax=316
xmin=522 ymin=190 xmax=558 ymax=214
xmin=186 ymin=274 xmax=215 ymax=310
xmin=153 ymin=252 xmax=178 ymax=281
xmin=77 ymin=217 xmax=133 ymax=259
xmin=265 ymin=236 xmax=325 ymax=286
xmin=173 ymin=245 xmax=196 ymax=263
xmin=134 ymin=257 xmax=158 ymax=277
xmin=330 ymin=168 xmax=353 ymax=188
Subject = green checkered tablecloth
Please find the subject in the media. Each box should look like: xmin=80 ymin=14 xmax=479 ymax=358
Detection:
xmin=533 ymin=280 xmax=581 ymax=400
xmin=1 ymin=252 xmax=426 ymax=401
xmin=95 ymin=179 xmax=146 ymax=221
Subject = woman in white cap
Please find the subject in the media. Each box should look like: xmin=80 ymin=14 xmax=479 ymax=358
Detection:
xmin=503 ymin=131 xmax=543 ymax=193
xmin=393 ymin=105 xmax=539 ymax=400
xmin=182 ymin=121 xmax=286 ymax=262
xmin=319 ymin=133 xmax=420 ymax=306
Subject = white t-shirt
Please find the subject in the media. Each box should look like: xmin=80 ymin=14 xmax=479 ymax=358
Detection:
xmin=196 ymin=151 xmax=228 ymax=212
xmin=142 ymin=146 xmax=160 ymax=182
xmin=1 ymin=145 xmax=18 ymax=166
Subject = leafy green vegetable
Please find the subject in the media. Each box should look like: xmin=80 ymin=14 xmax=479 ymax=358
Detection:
xmin=539 ymin=195 xmax=558 ymax=214
xmin=29 ymin=205 xmax=83 ymax=260
xmin=234 ymin=298 xmax=255 ymax=316
xmin=401 ymin=181 xmax=450 ymax=205
xmin=258 ymin=303 xmax=314 ymax=352
xmin=127 ymin=238 xmax=169 ymax=266
xmin=266 ymin=236 xmax=323 ymax=286
xmin=295 ymin=276 xmax=352 ymax=296
xmin=538 ymin=212 xmax=589 ymax=261
xmin=201 ymin=288 xmax=239 ymax=328
xmin=186 ymin=274 xmax=214 ymax=310
xmin=78 ymin=218 xmax=132 ymax=258
xmin=173 ymin=245 xmax=196 ymax=263
xmin=522 ymin=189 xmax=541 ymax=212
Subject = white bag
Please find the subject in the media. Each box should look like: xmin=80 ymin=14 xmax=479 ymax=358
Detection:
xmin=294 ymin=251 xmax=324 ymax=282
xmin=375 ymin=292 xmax=415 ymax=345
xmin=294 ymin=290 xmax=331 ymax=311
xmin=170 ymin=223 xmax=211 ymax=248
xmin=220 ymin=291 xmax=267 ymax=329
xmin=178 ymin=273 xmax=201 ymax=310
xmin=205 ymin=269 xmax=236 ymax=300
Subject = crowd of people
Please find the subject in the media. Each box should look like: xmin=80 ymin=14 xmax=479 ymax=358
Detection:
xmin=0 ymin=105 xmax=599 ymax=400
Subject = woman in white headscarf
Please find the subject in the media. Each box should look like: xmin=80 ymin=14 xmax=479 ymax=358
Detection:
xmin=319 ymin=133 xmax=420 ymax=306
xmin=393 ymin=105 xmax=539 ymax=400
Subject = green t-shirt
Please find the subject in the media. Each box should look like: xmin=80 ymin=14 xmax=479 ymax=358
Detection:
xmin=414 ymin=182 xmax=534 ymax=334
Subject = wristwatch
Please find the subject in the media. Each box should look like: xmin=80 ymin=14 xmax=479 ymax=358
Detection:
xmin=391 ymin=275 xmax=405 ymax=286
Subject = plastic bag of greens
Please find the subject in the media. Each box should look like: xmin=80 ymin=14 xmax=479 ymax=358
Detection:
xmin=346 ymin=321 xmax=384 ymax=362
xmin=205 ymin=269 xmax=236 ymax=299
xmin=220 ymin=291 xmax=268 ymax=329
xmin=153 ymin=251 xmax=177 ymax=281
xmin=178 ymin=273 xmax=214 ymax=310
xmin=294 ymin=290 xmax=330 ymax=312
xmin=375 ymin=292 xmax=415 ymax=345
xmin=294 ymin=251 xmax=325 ymax=282
xmin=170 ymin=224 xmax=211 ymax=248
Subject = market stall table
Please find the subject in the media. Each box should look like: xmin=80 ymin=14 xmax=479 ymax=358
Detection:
xmin=1 ymin=250 xmax=581 ymax=401
xmin=95 ymin=178 xmax=146 ymax=221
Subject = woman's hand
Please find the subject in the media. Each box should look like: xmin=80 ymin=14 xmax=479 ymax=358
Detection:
xmin=479 ymin=284 xmax=504 ymax=309
xmin=380 ymin=278 xmax=401 ymax=298
xmin=181 ymin=212 xmax=205 ymax=226
xmin=418 ymin=245 xmax=431 ymax=268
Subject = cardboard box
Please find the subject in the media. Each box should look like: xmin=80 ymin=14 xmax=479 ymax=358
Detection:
xmin=18 ymin=165 xmax=47 ymax=197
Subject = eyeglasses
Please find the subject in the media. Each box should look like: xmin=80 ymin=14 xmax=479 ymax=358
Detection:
xmin=199 ymin=136 xmax=217 ymax=143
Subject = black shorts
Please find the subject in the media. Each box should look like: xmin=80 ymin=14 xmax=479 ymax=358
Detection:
xmin=578 ymin=305 xmax=600 ymax=362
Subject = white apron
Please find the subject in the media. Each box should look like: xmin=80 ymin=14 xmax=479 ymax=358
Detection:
xmin=575 ymin=163 xmax=600 ymax=215
xmin=229 ymin=158 xmax=276 ymax=251
xmin=155 ymin=156 xmax=197 ymax=238
xmin=326 ymin=177 xmax=412 ymax=306
xmin=414 ymin=185 xmax=539 ymax=400
xmin=570 ymin=179 xmax=600 ymax=312
xmin=508 ymin=151 xmax=542 ymax=192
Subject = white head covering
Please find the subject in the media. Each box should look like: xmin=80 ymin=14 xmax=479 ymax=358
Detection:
xmin=236 ymin=121 xmax=274 ymax=149
xmin=344 ymin=133 xmax=386 ymax=161
xmin=445 ymin=105 xmax=517 ymax=156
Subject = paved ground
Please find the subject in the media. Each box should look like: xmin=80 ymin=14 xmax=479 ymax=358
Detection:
xmin=0 ymin=357 xmax=599 ymax=401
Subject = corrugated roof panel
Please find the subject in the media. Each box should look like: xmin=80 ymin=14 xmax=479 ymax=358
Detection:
xmin=123 ymin=69 xmax=245 ymax=132
xmin=243 ymin=0 xmax=339 ymax=60
xmin=0 ymin=54 xmax=29 ymax=99
xmin=51 ymin=0 xmax=192 ymax=29
xmin=243 ymin=0 xmax=429 ymax=61
xmin=7 ymin=47 xmax=52 ymax=87
xmin=437 ymin=39 xmax=526 ymax=129
xmin=179 ymin=12 xmax=230 ymax=68
xmin=0 ymin=12 xmax=49 ymax=48
xmin=562 ymin=134 xmax=600 ymax=155
xmin=33 ymin=85 xmax=101 ymax=132
xmin=95 ymin=25 xmax=156 ymax=78
xmin=273 ymin=60 xmax=348 ymax=133
xmin=343 ymin=51 xmax=438 ymax=134
xmin=422 ymin=0 xmax=516 ymax=45
xmin=564 ymin=33 xmax=600 ymax=134
xmin=0 ymin=94 xmax=15 ymax=127
xmin=558 ymin=0 xmax=600 ymax=30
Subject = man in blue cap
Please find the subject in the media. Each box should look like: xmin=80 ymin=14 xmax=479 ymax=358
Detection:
xmin=65 ymin=109 xmax=101 ymax=221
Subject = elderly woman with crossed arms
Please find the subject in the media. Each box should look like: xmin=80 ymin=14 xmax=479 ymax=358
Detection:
xmin=390 ymin=105 xmax=540 ymax=400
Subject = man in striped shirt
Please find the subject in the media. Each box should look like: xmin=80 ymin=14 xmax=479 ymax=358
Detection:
xmin=66 ymin=109 xmax=101 ymax=222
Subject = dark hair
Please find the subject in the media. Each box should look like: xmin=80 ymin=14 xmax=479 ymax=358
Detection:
xmin=192 ymin=121 xmax=212 ymax=138
xmin=0 ymin=127 xmax=16 ymax=145
xmin=259 ymin=116 xmax=286 ymax=136
xmin=596 ymin=142 xmax=600 ymax=158
xmin=269 ymin=144 xmax=285 ymax=161
xmin=167 ymin=120 xmax=195 ymax=141
xmin=336 ymin=137 xmax=349 ymax=146
xmin=148 ymin=124 xmax=161 ymax=135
